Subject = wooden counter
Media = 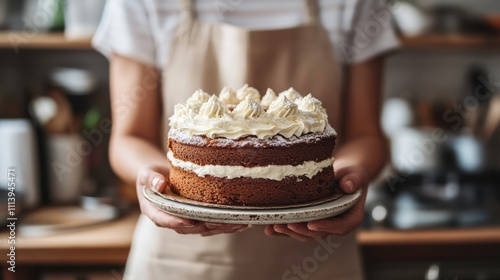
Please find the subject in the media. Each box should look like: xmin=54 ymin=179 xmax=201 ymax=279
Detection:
xmin=1 ymin=211 xmax=140 ymax=265
xmin=1 ymin=210 xmax=499 ymax=265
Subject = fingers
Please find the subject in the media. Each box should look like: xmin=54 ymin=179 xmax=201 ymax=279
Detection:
xmin=306 ymin=199 xmax=365 ymax=235
xmin=266 ymin=223 xmax=329 ymax=242
xmin=141 ymin=197 xmax=249 ymax=235
xmin=286 ymin=223 xmax=329 ymax=239
xmin=334 ymin=166 xmax=368 ymax=194
xmin=264 ymin=225 xmax=289 ymax=237
xmin=137 ymin=166 xmax=168 ymax=193
xmin=136 ymin=166 xmax=252 ymax=236
xmin=272 ymin=224 xmax=318 ymax=242
xmin=200 ymin=223 xmax=251 ymax=237
xmin=138 ymin=189 xmax=198 ymax=228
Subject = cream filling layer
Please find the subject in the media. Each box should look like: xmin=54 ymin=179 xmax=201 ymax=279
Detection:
xmin=167 ymin=151 xmax=333 ymax=181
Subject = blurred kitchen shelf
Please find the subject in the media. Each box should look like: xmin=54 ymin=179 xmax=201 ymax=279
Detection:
xmin=360 ymin=227 xmax=500 ymax=261
xmin=401 ymin=34 xmax=500 ymax=49
xmin=0 ymin=210 xmax=139 ymax=265
xmin=0 ymin=32 xmax=92 ymax=49
xmin=358 ymin=227 xmax=500 ymax=245
xmin=1 ymin=32 xmax=499 ymax=50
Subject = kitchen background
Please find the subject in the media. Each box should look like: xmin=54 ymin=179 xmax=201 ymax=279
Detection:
xmin=0 ymin=0 xmax=499 ymax=279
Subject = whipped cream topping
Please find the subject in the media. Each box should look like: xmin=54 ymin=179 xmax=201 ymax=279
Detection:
xmin=186 ymin=89 xmax=211 ymax=109
xmin=169 ymin=86 xmax=331 ymax=139
xmin=261 ymin=88 xmax=278 ymax=108
xmin=267 ymin=95 xmax=298 ymax=118
xmin=167 ymin=151 xmax=333 ymax=180
xmin=232 ymin=96 xmax=263 ymax=119
xmin=199 ymin=95 xmax=228 ymax=118
xmin=298 ymin=94 xmax=327 ymax=117
xmin=236 ymin=84 xmax=261 ymax=102
xmin=279 ymin=87 xmax=302 ymax=102
xmin=219 ymin=86 xmax=239 ymax=105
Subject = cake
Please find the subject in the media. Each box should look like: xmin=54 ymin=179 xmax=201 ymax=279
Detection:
xmin=167 ymin=85 xmax=337 ymax=206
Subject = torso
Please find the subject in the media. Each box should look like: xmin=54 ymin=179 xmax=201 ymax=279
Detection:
xmin=125 ymin=0 xmax=362 ymax=279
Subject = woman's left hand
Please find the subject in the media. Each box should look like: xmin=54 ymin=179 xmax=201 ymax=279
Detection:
xmin=264 ymin=166 xmax=369 ymax=242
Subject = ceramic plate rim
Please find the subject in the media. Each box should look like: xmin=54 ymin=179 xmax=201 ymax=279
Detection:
xmin=143 ymin=188 xmax=361 ymax=224
xmin=157 ymin=188 xmax=345 ymax=210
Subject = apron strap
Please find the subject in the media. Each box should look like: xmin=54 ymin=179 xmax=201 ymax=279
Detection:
xmin=179 ymin=0 xmax=195 ymax=22
xmin=304 ymin=0 xmax=320 ymax=25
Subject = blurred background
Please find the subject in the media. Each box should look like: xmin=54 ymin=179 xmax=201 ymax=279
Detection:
xmin=0 ymin=0 xmax=499 ymax=279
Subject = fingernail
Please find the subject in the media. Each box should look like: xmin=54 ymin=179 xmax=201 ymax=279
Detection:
xmin=182 ymin=223 xmax=195 ymax=228
xmin=234 ymin=225 xmax=249 ymax=232
xmin=308 ymin=226 xmax=322 ymax=231
xmin=205 ymin=223 xmax=221 ymax=230
xmin=152 ymin=177 xmax=163 ymax=192
xmin=345 ymin=180 xmax=354 ymax=192
xmin=307 ymin=224 xmax=322 ymax=231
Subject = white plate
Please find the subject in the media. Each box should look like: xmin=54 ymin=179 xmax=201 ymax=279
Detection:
xmin=143 ymin=188 xmax=361 ymax=225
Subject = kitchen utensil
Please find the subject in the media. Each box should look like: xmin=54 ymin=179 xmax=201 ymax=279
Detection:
xmin=381 ymin=97 xmax=415 ymax=137
xmin=19 ymin=206 xmax=119 ymax=237
xmin=485 ymin=14 xmax=500 ymax=30
xmin=23 ymin=0 xmax=61 ymax=32
xmin=50 ymin=68 xmax=97 ymax=131
xmin=0 ymin=119 xmax=40 ymax=209
xmin=0 ymin=1 xmax=7 ymax=28
xmin=51 ymin=68 xmax=97 ymax=95
xmin=143 ymin=188 xmax=361 ymax=224
xmin=29 ymin=96 xmax=57 ymax=128
xmin=30 ymin=89 xmax=75 ymax=134
xmin=482 ymin=94 xmax=500 ymax=143
xmin=47 ymin=134 xmax=87 ymax=204
xmin=64 ymin=0 xmax=106 ymax=39
xmin=391 ymin=1 xmax=432 ymax=37
xmin=449 ymin=135 xmax=485 ymax=173
xmin=390 ymin=128 xmax=444 ymax=173
xmin=431 ymin=5 xmax=497 ymax=35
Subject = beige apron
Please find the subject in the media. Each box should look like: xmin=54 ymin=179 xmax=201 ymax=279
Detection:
xmin=125 ymin=0 xmax=363 ymax=279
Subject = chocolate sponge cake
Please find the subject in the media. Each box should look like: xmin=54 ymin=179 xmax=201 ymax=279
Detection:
xmin=167 ymin=85 xmax=337 ymax=206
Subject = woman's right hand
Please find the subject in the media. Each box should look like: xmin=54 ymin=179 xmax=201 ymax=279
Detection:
xmin=137 ymin=166 xmax=250 ymax=236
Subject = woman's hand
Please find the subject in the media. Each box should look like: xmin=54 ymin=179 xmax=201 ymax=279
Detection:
xmin=264 ymin=166 xmax=368 ymax=242
xmin=137 ymin=166 xmax=250 ymax=236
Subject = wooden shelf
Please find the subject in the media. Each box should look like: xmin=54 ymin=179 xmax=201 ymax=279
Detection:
xmin=0 ymin=32 xmax=92 ymax=50
xmin=400 ymin=34 xmax=500 ymax=49
xmin=358 ymin=227 xmax=500 ymax=246
xmin=0 ymin=211 xmax=139 ymax=265
xmin=0 ymin=32 xmax=499 ymax=50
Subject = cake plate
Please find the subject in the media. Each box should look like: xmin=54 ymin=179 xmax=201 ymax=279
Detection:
xmin=143 ymin=188 xmax=361 ymax=224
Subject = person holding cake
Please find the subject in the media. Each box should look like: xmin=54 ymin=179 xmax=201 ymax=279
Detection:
xmin=93 ymin=0 xmax=398 ymax=279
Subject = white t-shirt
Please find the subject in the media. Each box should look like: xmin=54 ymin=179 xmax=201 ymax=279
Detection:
xmin=93 ymin=0 xmax=399 ymax=68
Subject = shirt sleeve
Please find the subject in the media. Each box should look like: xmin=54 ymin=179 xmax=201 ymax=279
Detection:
xmin=92 ymin=0 xmax=157 ymax=67
xmin=338 ymin=0 xmax=400 ymax=64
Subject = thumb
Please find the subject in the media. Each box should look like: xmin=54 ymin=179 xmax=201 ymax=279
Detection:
xmin=138 ymin=167 xmax=168 ymax=193
xmin=338 ymin=171 xmax=362 ymax=194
